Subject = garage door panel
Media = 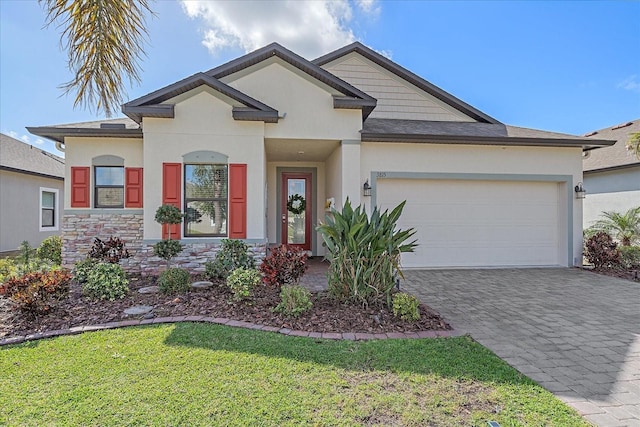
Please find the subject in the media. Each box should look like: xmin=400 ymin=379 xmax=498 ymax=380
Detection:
xmin=378 ymin=179 xmax=562 ymax=268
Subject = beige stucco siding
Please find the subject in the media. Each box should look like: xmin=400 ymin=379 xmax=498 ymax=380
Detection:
xmin=225 ymin=60 xmax=362 ymax=141
xmin=361 ymin=142 xmax=584 ymax=265
xmin=322 ymin=53 xmax=475 ymax=122
xmin=63 ymin=137 xmax=143 ymax=209
xmin=143 ymin=90 xmax=266 ymax=240
xmin=0 ymin=170 xmax=64 ymax=252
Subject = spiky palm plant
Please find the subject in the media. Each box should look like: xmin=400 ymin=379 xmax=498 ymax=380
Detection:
xmin=42 ymin=0 xmax=154 ymax=117
xmin=591 ymin=206 xmax=640 ymax=246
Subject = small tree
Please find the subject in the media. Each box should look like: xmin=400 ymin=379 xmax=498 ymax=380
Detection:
xmin=153 ymin=205 xmax=184 ymax=266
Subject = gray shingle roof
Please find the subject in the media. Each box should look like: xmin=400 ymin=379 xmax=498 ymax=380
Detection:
xmin=0 ymin=133 xmax=64 ymax=179
xmin=361 ymin=118 xmax=615 ymax=149
xmin=583 ymin=119 xmax=640 ymax=172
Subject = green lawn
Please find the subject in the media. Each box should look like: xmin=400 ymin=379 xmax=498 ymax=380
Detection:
xmin=0 ymin=324 xmax=587 ymax=426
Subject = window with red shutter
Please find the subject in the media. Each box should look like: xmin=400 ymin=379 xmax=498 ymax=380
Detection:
xmin=125 ymin=167 xmax=143 ymax=208
xmin=228 ymin=164 xmax=247 ymax=239
xmin=162 ymin=163 xmax=182 ymax=239
xmin=71 ymin=166 xmax=90 ymax=208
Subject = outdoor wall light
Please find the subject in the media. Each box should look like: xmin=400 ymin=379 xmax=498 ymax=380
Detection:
xmin=574 ymin=182 xmax=586 ymax=199
xmin=363 ymin=179 xmax=371 ymax=197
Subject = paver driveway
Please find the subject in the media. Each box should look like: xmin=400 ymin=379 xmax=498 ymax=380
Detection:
xmin=402 ymin=268 xmax=640 ymax=427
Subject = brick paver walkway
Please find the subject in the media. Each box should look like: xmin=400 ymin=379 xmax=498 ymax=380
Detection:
xmin=402 ymin=268 xmax=640 ymax=427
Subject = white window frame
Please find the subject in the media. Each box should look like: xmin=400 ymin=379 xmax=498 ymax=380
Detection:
xmin=39 ymin=187 xmax=59 ymax=231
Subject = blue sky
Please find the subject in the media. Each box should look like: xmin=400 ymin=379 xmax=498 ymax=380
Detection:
xmin=1 ymin=0 xmax=639 ymax=157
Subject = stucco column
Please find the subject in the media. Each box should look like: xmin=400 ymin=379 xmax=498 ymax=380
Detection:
xmin=341 ymin=140 xmax=361 ymax=206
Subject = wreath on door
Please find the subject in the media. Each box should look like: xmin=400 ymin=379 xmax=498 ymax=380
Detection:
xmin=287 ymin=194 xmax=306 ymax=215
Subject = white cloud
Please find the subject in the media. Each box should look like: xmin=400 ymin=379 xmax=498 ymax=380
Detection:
xmin=180 ymin=0 xmax=380 ymax=59
xmin=617 ymin=75 xmax=640 ymax=93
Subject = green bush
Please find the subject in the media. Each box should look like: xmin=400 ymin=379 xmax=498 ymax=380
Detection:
xmin=73 ymin=258 xmax=99 ymax=284
xmin=273 ymin=285 xmax=312 ymax=317
xmin=226 ymin=268 xmax=261 ymax=301
xmin=83 ymin=263 xmax=129 ymax=300
xmin=317 ymin=199 xmax=417 ymax=306
xmin=205 ymin=239 xmax=255 ymax=280
xmin=0 ymin=269 xmax=71 ymax=315
xmin=392 ymin=292 xmax=421 ymax=321
xmin=158 ymin=267 xmax=191 ymax=294
xmin=620 ymin=246 xmax=640 ymax=269
xmin=0 ymin=258 xmax=18 ymax=283
xmin=259 ymin=245 xmax=308 ymax=287
xmin=37 ymin=235 xmax=63 ymax=265
xmin=153 ymin=239 xmax=184 ymax=262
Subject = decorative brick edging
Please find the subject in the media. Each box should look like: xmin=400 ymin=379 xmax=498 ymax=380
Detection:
xmin=0 ymin=317 xmax=464 ymax=346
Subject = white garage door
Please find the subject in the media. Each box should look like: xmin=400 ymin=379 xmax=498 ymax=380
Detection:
xmin=377 ymin=179 xmax=564 ymax=268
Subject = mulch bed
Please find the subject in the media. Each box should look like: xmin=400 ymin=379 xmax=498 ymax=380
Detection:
xmin=584 ymin=267 xmax=640 ymax=282
xmin=0 ymin=275 xmax=451 ymax=339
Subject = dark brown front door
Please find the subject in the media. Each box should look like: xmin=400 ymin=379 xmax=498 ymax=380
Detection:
xmin=281 ymin=172 xmax=312 ymax=250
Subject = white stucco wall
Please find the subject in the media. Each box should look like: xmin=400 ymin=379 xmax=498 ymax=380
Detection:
xmin=325 ymin=145 xmax=342 ymax=206
xmin=361 ymin=142 xmax=584 ymax=265
xmin=224 ymin=59 xmax=362 ymax=141
xmin=0 ymin=170 xmax=64 ymax=252
xmin=143 ymin=89 xmax=266 ymax=240
xmin=63 ymin=137 xmax=143 ymax=209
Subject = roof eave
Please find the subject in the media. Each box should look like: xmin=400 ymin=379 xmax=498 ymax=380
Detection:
xmin=584 ymin=162 xmax=640 ymax=174
xmin=361 ymin=132 xmax=616 ymax=149
xmin=122 ymin=104 xmax=175 ymax=123
xmin=27 ymin=126 xmax=143 ymax=144
xmin=232 ymin=107 xmax=279 ymax=123
xmin=0 ymin=165 xmax=64 ymax=181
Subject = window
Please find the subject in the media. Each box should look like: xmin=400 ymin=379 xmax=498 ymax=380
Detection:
xmin=39 ymin=188 xmax=59 ymax=231
xmin=184 ymin=164 xmax=228 ymax=237
xmin=94 ymin=166 xmax=124 ymax=208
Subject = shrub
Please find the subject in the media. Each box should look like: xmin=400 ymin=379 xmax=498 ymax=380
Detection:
xmin=16 ymin=240 xmax=35 ymax=265
xmin=83 ymin=263 xmax=129 ymax=300
xmin=392 ymin=292 xmax=421 ymax=321
xmin=620 ymin=246 xmax=640 ymax=269
xmin=273 ymin=285 xmax=312 ymax=317
xmin=37 ymin=235 xmax=63 ymax=265
xmin=158 ymin=267 xmax=191 ymax=294
xmin=88 ymin=237 xmax=131 ymax=263
xmin=0 ymin=269 xmax=71 ymax=315
xmin=584 ymin=232 xmax=621 ymax=269
xmin=205 ymin=239 xmax=255 ymax=280
xmin=317 ymin=199 xmax=417 ymax=306
xmin=0 ymin=258 xmax=18 ymax=283
xmin=154 ymin=205 xmax=184 ymax=239
xmin=73 ymin=258 xmax=99 ymax=284
xmin=153 ymin=239 xmax=184 ymax=262
xmin=259 ymin=245 xmax=308 ymax=287
xmin=226 ymin=268 xmax=261 ymax=301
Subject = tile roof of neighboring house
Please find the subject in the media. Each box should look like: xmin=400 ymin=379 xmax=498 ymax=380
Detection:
xmin=361 ymin=118 xmax=614 ymax=149
xmin=0 ymin=133 xmax=64 ymax=179
xmin=583 ymin=119 xmax=640 ymax=172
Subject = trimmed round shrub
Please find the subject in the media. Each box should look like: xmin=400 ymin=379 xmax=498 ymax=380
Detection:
xmin=226 ymin=268 xmax=261 ymax=301
xmin=153 ymin=239 xmax=184 ymax=262
xmin=37 ymin=235 xmax=62 ymax=265
xmin=392 ymin=292 xmax=421 ymax=321
xmin=158 ymin=267 xmax=190 ymax=294
xmin=83 ymin=263 xmax=129 ymax=300
xmin=273 ymin=285 xmax=312 ymax=317
xmin=73 ymin=258 xmax=99 ymax=284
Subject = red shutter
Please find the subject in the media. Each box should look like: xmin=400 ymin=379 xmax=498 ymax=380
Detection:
xmin=228 ymin=163 xmax=247 ymax=239
xmin=125 ymin=167 xmax=143 ymax=208
xmin=162 ymin=163 xmax=182 ymax=239
xmin=71 ymin=166 xmax=90 ymax=208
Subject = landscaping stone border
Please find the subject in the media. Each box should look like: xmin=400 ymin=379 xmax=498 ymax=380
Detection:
xmin=0 ymin=317 xmax=464 ymax=346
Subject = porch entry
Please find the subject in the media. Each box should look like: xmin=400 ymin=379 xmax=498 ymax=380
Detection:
xmin=281 ymin=172 xmax=312 ymax=250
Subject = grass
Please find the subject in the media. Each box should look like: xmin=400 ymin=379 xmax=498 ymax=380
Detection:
xmin=0 ymin=323 xmax=588 ymax=426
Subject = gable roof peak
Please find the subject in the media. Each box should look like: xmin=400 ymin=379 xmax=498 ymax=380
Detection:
xmin=314 ymin=42 xmax=501 ymax=125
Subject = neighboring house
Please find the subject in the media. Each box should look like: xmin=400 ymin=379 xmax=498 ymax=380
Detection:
xmin=0 ymin=133 xmax=65 ymax=253
xmin=582 ymin=119 xmax=640 ymax=227
xmin=28 ymin=42 xmax=614 ymax=272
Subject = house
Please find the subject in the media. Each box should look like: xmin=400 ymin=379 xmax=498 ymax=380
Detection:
xmin=28 ymin=42 xmax=614 ymax=272
xmin=0 ymin=133 xmax=65 ymax=253
xmin=582 ymin=119 xmax=640 ymax=227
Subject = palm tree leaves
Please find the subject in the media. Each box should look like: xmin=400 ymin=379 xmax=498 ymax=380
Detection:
xmin=590 ymin=206 xmax=640 ymax=246
xmin=42 ymin=0 xmax=154 ymax=117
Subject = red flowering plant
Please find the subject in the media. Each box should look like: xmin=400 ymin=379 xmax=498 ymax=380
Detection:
xmin=0 ymin=269 xmax=71 ymax=316
xmin=259 ymin=245 xmax=308 ymax=287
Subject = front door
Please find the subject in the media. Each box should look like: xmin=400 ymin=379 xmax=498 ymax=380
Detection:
xmin=281 ymin=172 xmax=312 ymax=250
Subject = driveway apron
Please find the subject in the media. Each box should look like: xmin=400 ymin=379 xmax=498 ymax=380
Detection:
xmin=402 ymin=268 xmax=640 ymax=427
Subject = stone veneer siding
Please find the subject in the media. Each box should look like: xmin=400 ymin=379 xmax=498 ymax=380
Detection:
xmin=62 ymin=213 xmax=266 ymax=274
